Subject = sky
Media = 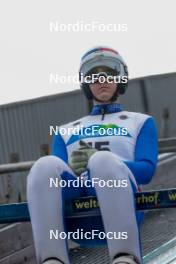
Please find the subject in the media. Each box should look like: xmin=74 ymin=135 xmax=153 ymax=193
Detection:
xmin=0 ymin=0 xmax=176 ymax=105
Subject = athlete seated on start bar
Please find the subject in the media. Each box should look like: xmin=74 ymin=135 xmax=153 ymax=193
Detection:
xmin=27 ymin=46 xmax=158 ymax=264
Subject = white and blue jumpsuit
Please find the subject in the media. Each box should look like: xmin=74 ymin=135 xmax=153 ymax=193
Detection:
xmin=27 ymin=103 xmax=158 ymax=264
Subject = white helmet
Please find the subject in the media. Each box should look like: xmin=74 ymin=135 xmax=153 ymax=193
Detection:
xmin=79 ymin=46 xmax=128 ymax=101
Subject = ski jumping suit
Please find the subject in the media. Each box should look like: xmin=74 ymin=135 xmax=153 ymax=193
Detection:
xmin=27 ymin=103 xmax=158 ymax=264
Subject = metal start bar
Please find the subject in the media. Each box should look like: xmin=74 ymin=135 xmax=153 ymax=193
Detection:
xmin=0 ymin=189 xmax=176 ymax=223
xmin=0 ymin=137 xmax=176 ymax=175
xmin=158 ymin=137 xmax=176 ymax=154
xmin=0 ymin=161 xmax=35 ymax=174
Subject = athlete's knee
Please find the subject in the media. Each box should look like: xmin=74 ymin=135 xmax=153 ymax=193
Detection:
xmin=27 ymin=155 xmax=64 ymax=188
xmin=89 ymin=151 xmax=110 ymax=166
xmin=88 ymin=151 xmax=123 ymax=170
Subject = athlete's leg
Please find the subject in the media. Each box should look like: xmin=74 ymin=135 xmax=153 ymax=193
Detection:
xmin=87 ymin=151 xmax=142 ymax=264
xmin=27 ymin=155 xmax=84 ymax=264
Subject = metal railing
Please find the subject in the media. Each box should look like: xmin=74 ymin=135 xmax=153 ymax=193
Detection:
xmin=158 ymin=137 xmax=176 ymax=153
xmin=0 ymin=161 xmax=34 ymax=174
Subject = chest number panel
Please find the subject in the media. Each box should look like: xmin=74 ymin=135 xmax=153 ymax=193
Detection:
xmin=87 ymin=141 xmax=110 ymax=151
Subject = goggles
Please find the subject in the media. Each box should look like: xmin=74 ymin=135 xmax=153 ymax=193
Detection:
xmin=83 ymin=68 xmax=120 ymax=84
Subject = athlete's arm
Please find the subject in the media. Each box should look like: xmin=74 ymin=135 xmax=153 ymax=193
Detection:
xmin=51 ymin=133 xmax=68 ymax=163
xmin=124 ymin=117 xmax=158 ymax=185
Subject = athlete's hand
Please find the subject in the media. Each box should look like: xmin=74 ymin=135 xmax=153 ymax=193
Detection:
xmin=70 ymin=140 xmax=97 ymax=176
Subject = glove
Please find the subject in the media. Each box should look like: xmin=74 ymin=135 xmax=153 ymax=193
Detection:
xmin=70 ymin=140 xmax=97 ymax=176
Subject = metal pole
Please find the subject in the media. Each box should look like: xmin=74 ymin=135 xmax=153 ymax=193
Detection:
xmin=0 ymin=161 xmax=35 ymax=174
